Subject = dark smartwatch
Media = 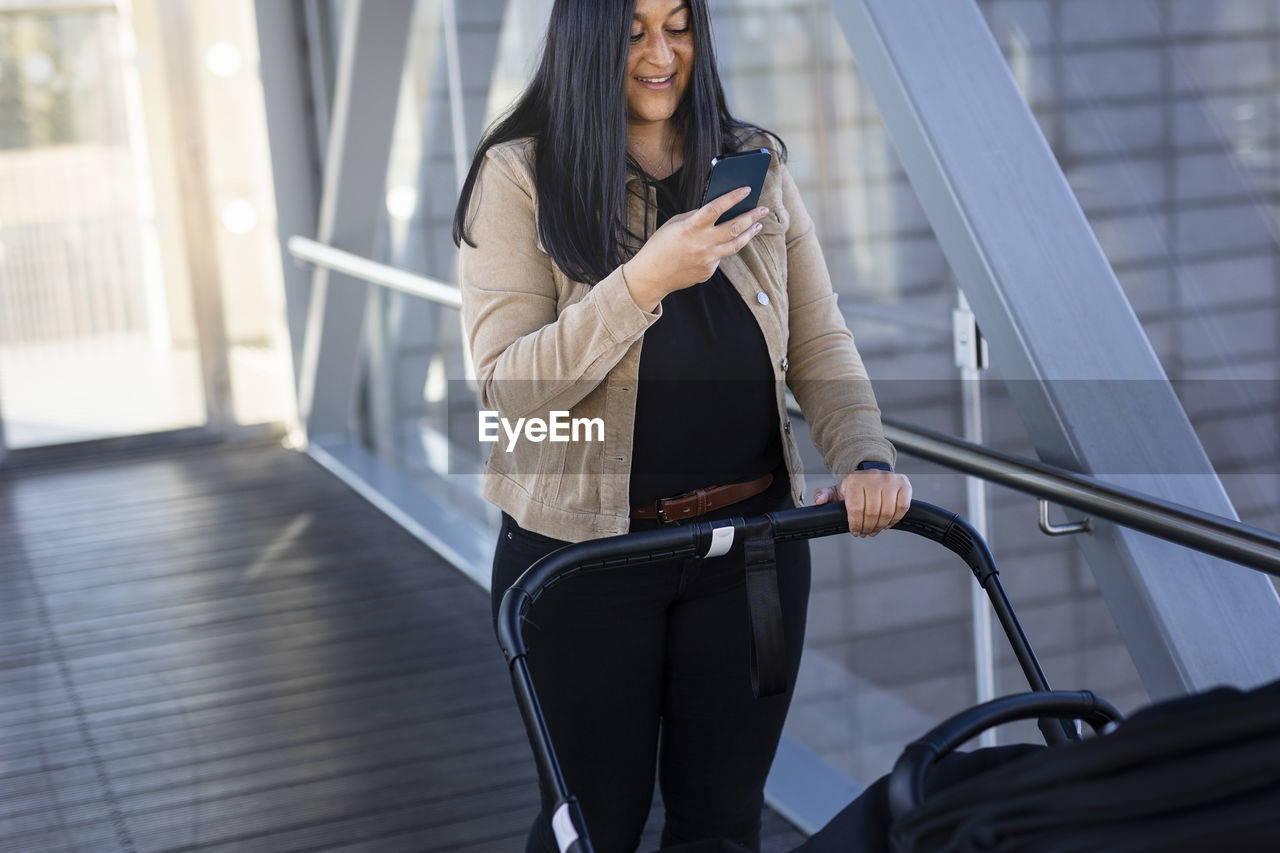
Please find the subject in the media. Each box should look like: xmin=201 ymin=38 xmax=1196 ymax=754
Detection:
xmin=857 ymin=461 xmax=893 ymax=472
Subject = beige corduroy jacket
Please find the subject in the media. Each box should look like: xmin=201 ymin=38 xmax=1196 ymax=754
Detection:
xmin=459 ymin=136 xmax=895 ymax=542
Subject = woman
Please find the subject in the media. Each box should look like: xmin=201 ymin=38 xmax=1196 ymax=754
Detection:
xmin=454 ymin=0 xmax=911 ymax=849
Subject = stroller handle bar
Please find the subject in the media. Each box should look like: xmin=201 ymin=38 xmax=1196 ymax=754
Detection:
xmin=888 ymin=690 xmax=1123 ymax=820
xmin=499 ymin=500 xmax=1059 ymax=719
xmin=500 ymin=500 xmax=981 ymax=662
xmin=495 ymin=500 xmax=1074 ymax=853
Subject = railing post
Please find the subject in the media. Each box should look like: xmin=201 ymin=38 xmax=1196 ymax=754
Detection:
xmin=955 ymin=291 xmax=995 ymax=745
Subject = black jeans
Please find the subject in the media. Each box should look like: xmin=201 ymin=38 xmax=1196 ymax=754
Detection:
xmin=491 ymin=475 xmax=811 ymax=853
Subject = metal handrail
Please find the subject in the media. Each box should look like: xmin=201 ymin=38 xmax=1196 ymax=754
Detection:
xmin=286 ymin=233 xmax=1280 ymax=579
xmin=881 ymin=416 xmax=1280 ymax=579
xmin=287 ymin=236 xmax=462 ymax=308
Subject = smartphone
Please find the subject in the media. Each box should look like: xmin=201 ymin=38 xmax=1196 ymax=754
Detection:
xmin=701 ymin=148 xmax=771 ymax=226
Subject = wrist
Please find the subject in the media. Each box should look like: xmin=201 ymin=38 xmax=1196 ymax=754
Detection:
xmin=621 ymin=260 xmax=662 ymax=313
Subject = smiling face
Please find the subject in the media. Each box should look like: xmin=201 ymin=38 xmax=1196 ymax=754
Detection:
xmin=626 ymin=0 xmax=694 ymax=142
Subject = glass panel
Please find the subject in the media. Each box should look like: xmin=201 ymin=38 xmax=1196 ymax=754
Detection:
xmin=713 ymin=0 xmax=1149 ymax=780
xmin=359 ymin=0 xmax=493 ymax=532
xmin=0 ymin=0 xmax=296 ymax=448
xmin=0 ymin=4 xmax=204 ymax=446
xmin=978 ymin=0 xmax=1280 ymax=539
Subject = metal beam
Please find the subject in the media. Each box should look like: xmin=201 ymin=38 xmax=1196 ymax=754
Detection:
xmin=154 ymin=0 xmax=234 ymax=433
xmin=832 ymin=0 xmax=1280 ymax=696
xmin=254 ymin=0 xmax=323 ymax=395
xmin=0 ymin=386 xmax=8 ymax=464
xmin=382 ymin=0 xmax=507 ymax=454
xmin=295 ymin=0 xmax=414 ymax=438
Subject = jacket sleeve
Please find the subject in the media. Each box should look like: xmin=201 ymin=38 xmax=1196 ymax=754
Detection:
xmin=779 ymin=159 xmax=897 ymax=479
xmin=459 ymin=145 xmax=660 ymax=419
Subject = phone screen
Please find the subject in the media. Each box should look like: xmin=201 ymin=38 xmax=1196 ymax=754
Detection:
xmin=701 ymin=148 xmax=771 ymax=225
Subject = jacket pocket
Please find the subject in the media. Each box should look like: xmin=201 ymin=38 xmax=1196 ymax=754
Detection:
xmin=499 ymin=513 xmax=569 ymax=570
xmin=533 ymin=431 xmax=569 ymax=505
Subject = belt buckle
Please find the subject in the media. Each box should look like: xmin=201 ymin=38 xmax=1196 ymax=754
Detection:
xmin=656 ymin=485 xmax=710 ymax=524
xmin=655 ymin=497 xmax=677 ymax=524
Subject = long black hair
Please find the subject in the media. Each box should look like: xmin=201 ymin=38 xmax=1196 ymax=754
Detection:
xmin=452 ymin=0 xmax=785 ymax=285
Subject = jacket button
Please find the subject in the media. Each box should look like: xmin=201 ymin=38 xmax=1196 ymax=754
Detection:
xmin=784 ymin=420 xmax=792 ymax=435
xmin=756 ymin=292 xmax=769 ymax=306
xmin=780 ymin=356 xmax=789 ymax=373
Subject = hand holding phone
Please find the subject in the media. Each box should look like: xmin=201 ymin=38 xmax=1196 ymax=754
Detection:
xmin=622 ymin=149 xmax=774 ymax=311
xmin=701 ymin=148 xmax=772 ymax=225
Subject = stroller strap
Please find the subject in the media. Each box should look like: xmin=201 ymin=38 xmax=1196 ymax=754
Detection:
xmin=742 ymin=516 xmax=787 ymax=698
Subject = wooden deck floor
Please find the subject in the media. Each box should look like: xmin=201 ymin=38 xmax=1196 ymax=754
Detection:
xmin=0 ymin=439 xmax=805 ymax=852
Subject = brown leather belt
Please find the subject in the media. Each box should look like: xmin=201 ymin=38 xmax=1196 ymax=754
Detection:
xmin=630 ymin=473 xmax=773 ymax=523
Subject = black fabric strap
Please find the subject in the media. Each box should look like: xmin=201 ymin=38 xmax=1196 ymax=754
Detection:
xmin=742 ymin=517 xmax=787 ymax=699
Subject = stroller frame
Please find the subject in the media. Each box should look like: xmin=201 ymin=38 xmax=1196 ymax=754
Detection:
xmin=496 ymin=500 xmax=1081 ymax=853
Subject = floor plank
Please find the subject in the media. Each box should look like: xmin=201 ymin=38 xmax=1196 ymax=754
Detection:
xmin=0 ymin=439 xmax=807 ymax=851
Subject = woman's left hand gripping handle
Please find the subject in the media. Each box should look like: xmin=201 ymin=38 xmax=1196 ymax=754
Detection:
xmin=814 ymin=469 xmax=913 ymax=538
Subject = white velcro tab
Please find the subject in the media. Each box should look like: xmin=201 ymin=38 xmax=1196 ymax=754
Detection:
xmin=551 ymin=802 xmax=579 ymax=851
xmin=704 ymin=524 xmax=736 ymax=559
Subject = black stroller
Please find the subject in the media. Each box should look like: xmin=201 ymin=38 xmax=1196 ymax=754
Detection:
xmin=497 ymin=501 xmax=1280 ymax=852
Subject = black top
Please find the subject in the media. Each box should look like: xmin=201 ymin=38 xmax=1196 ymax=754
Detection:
xmin=628 ymin=169 xmax=783 ymax=510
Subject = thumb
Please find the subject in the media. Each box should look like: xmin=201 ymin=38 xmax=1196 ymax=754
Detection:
xmin=813 ymin=486 xmax=837 ymax=505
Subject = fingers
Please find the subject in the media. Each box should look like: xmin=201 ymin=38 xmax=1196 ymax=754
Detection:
xmin=698 ymin=186 xmax=752 ymax=224
xmin=699 ymin=189 xmax=770 ymax=244
xmin=840 ymin=470 xmax=913 ymax=537
xmin=864 ymin=485 xmax=886 ymax=535
xmin=655 ymin=192 xmax=767 ymax=288
xmin=715 ymin=204 xmax=768 ymax=248
xmin=720 ymin=205 xmax=768 ymax=237
xmin=888 ymin=476 xmax=913 ymax=529
xmin=812 ymin=485 xmax=840 ymax=505
xmin=714 ymin=224 xmax=761 ymax=260
xmin=843 ymin=477 xmax=868 ymax=537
